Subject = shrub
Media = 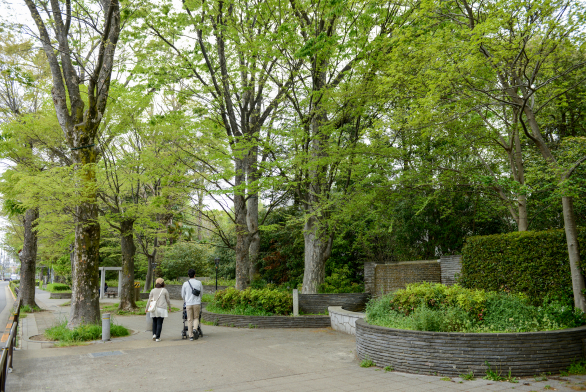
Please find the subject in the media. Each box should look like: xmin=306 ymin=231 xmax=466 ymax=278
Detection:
xmin=460 ymin=228 xmax=586 ymax=305
xmin=318 ymin=266 xmax=364 ymax=293
xmin=45 ymin=283 xmax=71 ymax=292
xmin=213 ymin=287 xmax=293 ymax=315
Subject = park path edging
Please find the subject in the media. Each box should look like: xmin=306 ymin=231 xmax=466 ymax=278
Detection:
xmin=201 ymin=309 xmax=330 ymax=328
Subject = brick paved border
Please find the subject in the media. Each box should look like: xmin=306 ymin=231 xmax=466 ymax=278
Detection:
xmin=356 ymin=318 xmax=586 ymax=376
xmin=201 ymin=309 xmax=331 ymax=328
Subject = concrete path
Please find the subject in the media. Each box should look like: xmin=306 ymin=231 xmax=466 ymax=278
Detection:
xmin=7 ymin=292 xmax=586 ymax=391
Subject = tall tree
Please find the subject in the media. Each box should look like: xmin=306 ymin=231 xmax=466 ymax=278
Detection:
xmin=23 ymin=0 xmax=121 ymax=326
xmin=0 ymin=32 xmax=51 ymax=307
xmin=139 ymin=0 xmax=299 ymax=289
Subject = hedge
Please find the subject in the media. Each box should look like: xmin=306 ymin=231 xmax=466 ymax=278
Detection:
xmin=460 ymin=228 xmax=586 ymax=305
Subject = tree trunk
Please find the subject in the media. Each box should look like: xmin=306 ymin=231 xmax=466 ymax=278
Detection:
xmin=197 ymin=188 xmax=204 ymax=241
xmin=302 ymin=216 xmax=333 ymax=293
xmin=247 ymin=142 xmax=260 ymax=281
xmin=19 ymin=208 xmax=39 ymax=308
xmin=517 ymin=194 xmax=528 ymax=231
xmin=234 ymin=156 xmax=250 ymax=290
xmin=519 ymin=105 xmax=585 ymax=309
xmin=68 ymin=200 xmax=101 ymax=327
xmin=119 ymin=219 xmax=138 ymax=311
xmin=562 ymin=196 xmax=586 ymax=311
xmin=512 ymin=123 xmax=528 ymax=231
xmin=301 ymin=58 xmax=331 ymax=294
xmin=145 ymin=254 xmax=154 ymax=292
xmin=68 ymin=151 xmax=101 ymax=328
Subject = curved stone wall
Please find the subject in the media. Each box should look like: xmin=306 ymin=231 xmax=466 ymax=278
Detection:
xmin=356 ymin=319 xmax=586 ymax=376
xmin=328 ymin=306 xmax=365 ymax=335
xmin=201 ymin=309 xmax=331 ymax=328
xmin=299 ymin=293 xmax=370 ymax=314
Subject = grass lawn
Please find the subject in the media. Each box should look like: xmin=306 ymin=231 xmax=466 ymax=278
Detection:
xmin=44 ymin=321 xmax=130 ymax=347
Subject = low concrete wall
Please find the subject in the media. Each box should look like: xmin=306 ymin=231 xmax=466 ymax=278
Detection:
xmin=299 ymin=293 xmax=370 ymax=314
xmin=328 ymin=306 xmax=365 ymax=335
xmin=49 ymin=292 xmax=71 ymax=299
xmin=201 ymin=309 xmax=331 ymax=328
xmin=356 ymin=319 xmax=586 ymax=376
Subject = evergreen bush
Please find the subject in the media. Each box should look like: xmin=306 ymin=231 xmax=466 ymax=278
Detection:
xmin=460 ymin=228 xmax=586 ymax=305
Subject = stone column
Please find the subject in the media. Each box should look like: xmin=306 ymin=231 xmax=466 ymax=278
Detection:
xmin=100 ymin=268 xmax=105 ymax=299
xmin=118 ymin=270 xmax=122 ymax=297
xmin=293 ymin=289 xmax=299 ymax=317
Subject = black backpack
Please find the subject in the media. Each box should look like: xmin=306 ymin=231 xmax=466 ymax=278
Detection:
xmin=188 ymin=280 xmax=201 ymax=297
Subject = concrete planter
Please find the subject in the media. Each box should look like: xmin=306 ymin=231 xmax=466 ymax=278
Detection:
xmin=49 ymin=292 xmax=72 ymax=299
xmin=299 ymin=293 xmax=370 ymax=314
xmin=356 ymin=319 xmax=586 ymax=376
xmin=201 ymin=309 xmax=331 ymax=328
xmin=328 ymin=306 xmax=365 ymax=335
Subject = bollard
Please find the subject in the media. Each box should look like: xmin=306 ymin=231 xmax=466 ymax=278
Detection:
xmin=102 ymin=313 xmax=111 ymax=342
xmin=293 ymin=289 xmax=299 ymax=317
xmin=146 ymin=311 xmax=152 ymax=332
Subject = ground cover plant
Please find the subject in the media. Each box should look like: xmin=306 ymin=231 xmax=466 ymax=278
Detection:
xmin=207 ymin=287 xmax=293 ymax=316
xmin=44 ymin=321 xmax=130 ymax=345
xmin=365 ymin=282 xmax=585 ymax=333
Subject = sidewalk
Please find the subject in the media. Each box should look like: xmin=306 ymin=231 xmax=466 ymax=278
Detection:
xmin=8 ymin=291 xmax=586 ymax=391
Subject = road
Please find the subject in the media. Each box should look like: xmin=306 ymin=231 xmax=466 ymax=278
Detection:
xmin=0 ymin=281 xmax=14 ymax=336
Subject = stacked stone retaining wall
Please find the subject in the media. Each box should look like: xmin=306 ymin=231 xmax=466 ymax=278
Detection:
xmin=374 ymin=261 xmax=441 ymax=295
xmin=201 ymin=309 xmax=331 ymax=328
xmin=299 ymin=293 xmax=370 ymax=314
xmin=440 ymin=255 xmax=462 ymax=286
xmin=356 ymin=319 xmax=586 ymax=376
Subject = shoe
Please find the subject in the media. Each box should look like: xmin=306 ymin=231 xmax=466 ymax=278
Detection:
xmin=153 ymin=334 xmax=156 ymax=341
xmin=156 ymin=339 xmax=160 ymax=342
xmin=193 ymin=331 xmax=199 ymax=340
xmin=189 ymin=337 xmax=194 ymax=341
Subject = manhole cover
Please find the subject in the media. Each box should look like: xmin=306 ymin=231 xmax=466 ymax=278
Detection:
xmin=89 ymin=351 xmax=124 ymax=358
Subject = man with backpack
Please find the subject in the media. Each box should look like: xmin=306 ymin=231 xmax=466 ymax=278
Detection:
xmin=181 ymin=269 xmax=203 ymax=340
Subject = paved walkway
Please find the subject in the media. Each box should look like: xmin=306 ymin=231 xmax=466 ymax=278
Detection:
xmin=7 ymin=290 xmax=586 ymax=391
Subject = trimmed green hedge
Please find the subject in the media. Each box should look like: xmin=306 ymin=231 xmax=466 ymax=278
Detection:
xmin=213 ymin=287 xmax=293 ymax=315
xmin=460 ymin=228 xmax=586 ymax=305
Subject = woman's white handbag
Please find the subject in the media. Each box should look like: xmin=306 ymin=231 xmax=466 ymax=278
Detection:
xmin=147 ymin=290 xmax=163 ymax=312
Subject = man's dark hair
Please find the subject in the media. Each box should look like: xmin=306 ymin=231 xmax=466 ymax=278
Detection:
xmin=188 ymin=269 xmax=196 ymax=278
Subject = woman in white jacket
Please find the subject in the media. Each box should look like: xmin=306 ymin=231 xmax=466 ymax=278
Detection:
xmin=147 ymin=278 xmax=171 ymax=341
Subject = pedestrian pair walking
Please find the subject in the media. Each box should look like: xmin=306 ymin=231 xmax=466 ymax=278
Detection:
xmin=181 ymin=269 xmax=203 ymax=341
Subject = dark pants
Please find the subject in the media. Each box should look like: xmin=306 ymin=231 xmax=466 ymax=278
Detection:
xmin=152 ymin=317 xmax=164 ymax=338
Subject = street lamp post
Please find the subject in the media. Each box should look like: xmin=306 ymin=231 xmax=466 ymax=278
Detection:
xmin=214 ymin=258 xmax=220 ymax=292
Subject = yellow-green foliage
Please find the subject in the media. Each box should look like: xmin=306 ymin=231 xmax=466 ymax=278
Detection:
xmin=390 ymin=282 xmax=488 ymax=316
xmin=214 ymin=287 xmax=293 ymax=315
